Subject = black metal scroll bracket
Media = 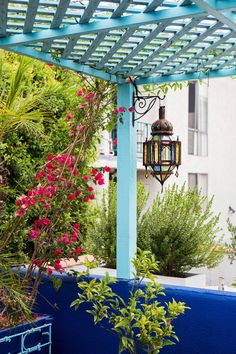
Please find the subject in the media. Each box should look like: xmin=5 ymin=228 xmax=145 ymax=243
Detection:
xmin=128 ymin=77 xmax=165 ymax=126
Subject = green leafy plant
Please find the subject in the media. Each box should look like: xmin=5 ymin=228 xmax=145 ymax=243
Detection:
xmin=138 ymin=184 xmax=224 ymax=276
xmin=84 ymin=181 xmax=149 ymax=268
xmin=226 ymin=218 xmax=236 ymax=264
xmin=71 ymin=250 xmax=187 ymax=354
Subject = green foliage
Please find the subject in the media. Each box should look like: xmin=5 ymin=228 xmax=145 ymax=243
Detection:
xmin=71 ymin=250 xmax=187 ymax=354
xmin=138 ymin=184 xmax=224 ymax=276
xmin=84 ymin=181 xmax=149 ymax=268
xmin=226 ymin=218 xmax=236 ymax=264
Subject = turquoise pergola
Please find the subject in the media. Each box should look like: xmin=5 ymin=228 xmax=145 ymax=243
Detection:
xmin=2 ymin=0 xmax=236 ymax=278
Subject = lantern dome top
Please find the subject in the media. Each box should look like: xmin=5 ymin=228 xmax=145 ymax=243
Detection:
xmin=151 ymin=106 xmax=173 ymax=136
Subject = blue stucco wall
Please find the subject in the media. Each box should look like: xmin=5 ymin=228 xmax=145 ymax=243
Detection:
xmin=35 ymin=273 xmax=236 ymax=354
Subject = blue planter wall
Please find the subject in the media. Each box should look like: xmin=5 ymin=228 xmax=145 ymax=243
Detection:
xmin=35 ymin=273 xmax=236 ymax=354
xmin=0 ymin=314 xmax=52 ymax=354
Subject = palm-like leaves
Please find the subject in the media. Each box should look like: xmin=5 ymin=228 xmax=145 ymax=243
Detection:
xmin=0 ymin=55 xmax=50 ymax=140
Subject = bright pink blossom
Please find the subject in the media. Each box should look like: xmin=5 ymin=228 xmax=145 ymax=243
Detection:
xmin=98 ymin=179 xmax=105 ymax=186
xmin=104 ymin=166 xmax=111 ymax=173
xmin=55 ymin=249 xmax=63 ymax=255
xmin=66 ymin=114 xmax=73 ymax=120
xmin=89 ymin=194 xmax=95 ymax=200
xmin=83 ymin=175 xmax=89 ymax=182
xmin=88 ymin=186 xmax=94 ymax=192
xmin=47 ymin=268 xmax=53 ymax=276
xmin=69 ymin=130 xmax=75 ymax=136
xmin=114 ymin=108 xmax=119 ymax=114
xmin=68 ymin=193 xmax=76 ymax=200
xmin=113 ymin=138 xmax=117 ymax=146
xmin=73 ymin=247 xmax=83 ymax=254
xmin=83 ymin=197 xmax=89 ymax=203
xmin=67 ymin=122 xmax=73 ymax=127
xmin=77 ymin=90 xmax=83 ymax=97
xmin=84 ymin=92 xmax=95 ymax=100
xmin=128 ymin=106 xmax=135 ymax=113
xmin=118 ymin=106 xmax=126 ymax=113
xmin=76 ymin=124 xmax=83 ymax=132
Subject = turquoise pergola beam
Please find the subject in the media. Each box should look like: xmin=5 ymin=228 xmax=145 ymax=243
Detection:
xmin=117 ymin=83 xmax=137 ymax=279
xmin=23 ymin=0 xmax=40 ymax=33
xmin=8 ymin=45 xmax=124 ymax=84
xmin=0 ymin=5 xmax=214 ymax=48
xmin=0 ymin=0 xmax=8 ymax=37
xmin=194 ymin=0 xmax=236 ymax=32
xmin=135 ymin=66 xmax=236 ymax=85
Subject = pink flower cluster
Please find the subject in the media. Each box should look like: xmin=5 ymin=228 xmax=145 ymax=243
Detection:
xmin=114 ymin=106 xmax=135 ymax=114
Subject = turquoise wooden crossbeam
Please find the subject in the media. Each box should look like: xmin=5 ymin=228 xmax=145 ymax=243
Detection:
xmin=8 ymin=45 xmax=124 ymax=84
xmin=0 ymin=5 xmax=208 ymax=48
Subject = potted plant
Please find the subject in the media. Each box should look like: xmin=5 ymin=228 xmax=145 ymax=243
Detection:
xmin=138 ymin=184 xmax=224 ymax=287
xmin=71 ymin=250 xmax=188 ymax=354
xmin=84 ymin=183 xmax=224 ymax=287
xmin=0 ymin=86 xmax=114 ymax=352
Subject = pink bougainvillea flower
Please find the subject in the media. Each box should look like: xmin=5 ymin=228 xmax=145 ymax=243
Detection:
xmin=88 ymin=186 xmax=94 ymax=192
xmin=84 ymin=92 xmax=95 ymax=100
xmin=43 ymin=203 xmax=51 ymax=209
xmin=73 ymin=247 xmax=83 ymax=254
xmin=47 ymin=268 xmax=53 ymax=276
xmin=29 ymin=230 xmax=36 ymax=239
xmin=76 ymin=124 xmax=83 ymax=132
xmin=67 ymin=122 xmax=73 ymax=127
xmin=72 ymin=169 xmax=78 ymax=176
xmin=82 ymin=88 xmax=86 ymax=93
xmin=75 ymin=189 xmax=81 ymax=197
xmin=66 ymin=114 xmax=73 ymax=120
xmin=118 ymin=106 xmax=126 ymax=113
xmin=104 ymin=166 xmax=111 ymax=173
xmin=114 ymin=108 xmax=119 ymax=114
xmin=68 ymin=193 xmax=76 ymax=200
xmin=69 ymin=130 xmax=75 ymax=136
xmin=90 ymin=169 xmax=97 ymax=175
xmin=33 ymin=259 xmax=41 ymax=266
xmin=83 ymin=175 xmax=89 ymax=182
xmin=128 ymin=106 xmax=135 ymax=113
xmin=77 ymin=90 xmax=83 ymax=97
xmin=95 ymin=173 xmax=103 ymax=181
xmin=47 ymin=153 xmax=54 ymax=161
xmin=74 ymin=223 xmax=80 ymax=230
xmin=55 ymin=249 xmax=63 ymax=255
xmin=78 ymin=103 xmax=87 ymax=109
xmin=35 ymin=229 xmax=41 ymax=236
xmin=83 ymin=197 xmax=89 ymax=203
xmin=45 ymin=162 xmax=54 ymax=169
xmin=89 ymin=194 xmax=95 ymax=200
xmin=113 ymin=138 xmax=117 ymax=146
xmin=98 ymin=179 xmax=105 ymax=186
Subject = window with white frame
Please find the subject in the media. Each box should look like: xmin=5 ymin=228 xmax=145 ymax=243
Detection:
xmin=188 ymin=82 xmax=208 ymax=156
xmin=188 ymin=173 xmax=208 ymax=197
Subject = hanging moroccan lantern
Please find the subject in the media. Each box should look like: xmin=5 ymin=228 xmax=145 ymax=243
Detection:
xmin=143 ymin=105 xmax=181 ymax=189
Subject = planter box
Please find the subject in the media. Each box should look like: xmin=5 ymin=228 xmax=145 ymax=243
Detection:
xmin=0 ymin=314 xmax=52 ymax=354
xmin=157 ymin=273 xmax=206 ymax=288
xmin=82 ymin=266 xmax=206 ymax=288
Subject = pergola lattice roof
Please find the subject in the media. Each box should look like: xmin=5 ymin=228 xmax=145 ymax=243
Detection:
xmin=1 ymin=0 xmax=236 ymax=84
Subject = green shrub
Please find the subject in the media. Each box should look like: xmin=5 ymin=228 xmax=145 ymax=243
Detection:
xmin=71 ymin=250 xmax=188 ymax=354
xmin=84 ymin=181 xmax=149 ymax=268
xmin=138 ymin=184 xmax=224 ymax=276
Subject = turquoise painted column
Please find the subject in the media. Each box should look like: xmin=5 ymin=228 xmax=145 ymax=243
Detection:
xmin=117 ymin=83 xmax=137 ymax=279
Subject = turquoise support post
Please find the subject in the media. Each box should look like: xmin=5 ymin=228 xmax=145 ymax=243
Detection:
xmin=117 ymin=83 xmax=137 ymax=279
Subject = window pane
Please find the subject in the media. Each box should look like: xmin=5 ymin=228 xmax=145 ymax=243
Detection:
xmin=198 ymin=174 xmax=208 ymax=197
xmin=188 ymin=173 xmax=198 ymax=189
xmin=189 ymin=82 xmax=196 ymax=113
xmin=199 ymin=97 xmax=208 ymax=133
xmin=199 ymin=133 xmax=208 ymax=156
